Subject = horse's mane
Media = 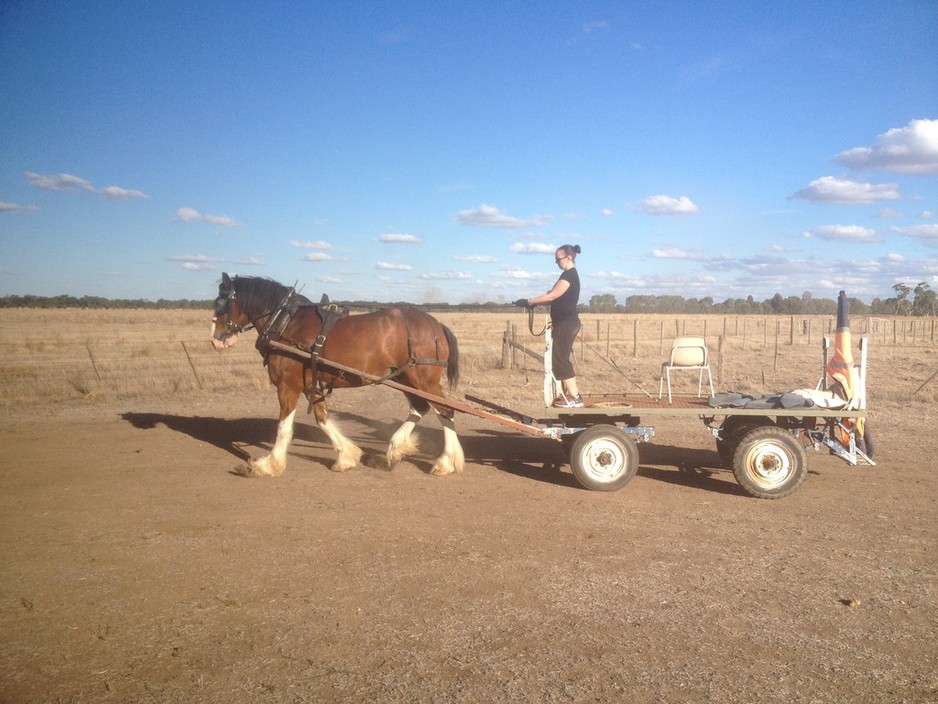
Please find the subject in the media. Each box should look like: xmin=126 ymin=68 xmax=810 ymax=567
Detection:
xmin=232 ymin=276 xmax=293 ymax=316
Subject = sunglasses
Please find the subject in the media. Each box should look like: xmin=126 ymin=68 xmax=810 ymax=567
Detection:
xmin=555 ymin=255 xmax=569 ymax=263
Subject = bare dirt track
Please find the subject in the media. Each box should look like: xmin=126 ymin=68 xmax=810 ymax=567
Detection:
xmin=1 ymin=381 xmax=936 ymax=704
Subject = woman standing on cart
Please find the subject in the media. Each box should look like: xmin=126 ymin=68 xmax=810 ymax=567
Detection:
xmin=517 ymin=244 xmax=583 ymax=408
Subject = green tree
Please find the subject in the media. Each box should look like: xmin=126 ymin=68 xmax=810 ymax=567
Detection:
xmin=589 ymin=293 xmax=617 ymax=312
xmin=892 ymin=283 xmax=913 ymax=315
xmin=913 ymin=282 xmax=937 ymax=316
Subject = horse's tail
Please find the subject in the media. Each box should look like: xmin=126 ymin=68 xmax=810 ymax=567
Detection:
xmin=442 ymin=323 xmax=459 ymax=390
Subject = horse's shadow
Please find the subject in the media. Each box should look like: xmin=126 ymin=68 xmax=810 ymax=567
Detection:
xmin=121 ymin=412 xmax=278 ymax=464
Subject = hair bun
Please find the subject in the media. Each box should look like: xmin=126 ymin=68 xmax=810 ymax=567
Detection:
xmin=573 ymin=244 xmax=581 ymax=254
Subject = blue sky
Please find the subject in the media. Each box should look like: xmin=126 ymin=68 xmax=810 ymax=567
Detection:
xmin=1 ymin=2 xmax=936 ymax=304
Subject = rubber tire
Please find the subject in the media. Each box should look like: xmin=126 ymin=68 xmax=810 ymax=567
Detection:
xmin=732 ymin=426 xmax=807 ymax=499
xmin=569 ymin=425 xmax=639 ymax=492
xmin=716 ymin=419 xmax=765 ymax=469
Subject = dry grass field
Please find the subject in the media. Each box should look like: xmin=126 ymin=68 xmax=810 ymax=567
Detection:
xmin=1 ymin=307 xmax=936 ymax=703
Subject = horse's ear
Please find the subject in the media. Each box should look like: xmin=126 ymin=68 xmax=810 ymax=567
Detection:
xmin=222 ymin=272 xmax=231 ymax=286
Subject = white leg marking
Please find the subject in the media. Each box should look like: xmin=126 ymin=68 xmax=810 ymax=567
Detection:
xmin=319 ymin=416 xmax=363 ymax=472
xmin=387 ymin=410 xmax=423 ymax=469
xmin=250 ymin=410 xmax=295 ymax=477
xmin=431 ymin=413 xmax=464 ymax=476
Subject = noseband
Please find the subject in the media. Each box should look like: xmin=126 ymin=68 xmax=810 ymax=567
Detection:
xmin=212 ymin=288 xmax=249 ymax=338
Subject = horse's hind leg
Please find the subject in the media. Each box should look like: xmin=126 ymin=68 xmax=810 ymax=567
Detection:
xmin=387 ymin=409 xmax=423 ymax=470
xmin=431 ymin=409 xmax=465 ymax=476
xmin=311 ymin=399 xmax=363 ymax=472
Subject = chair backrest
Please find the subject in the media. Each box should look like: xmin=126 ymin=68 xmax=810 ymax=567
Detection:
xmin=669 ymin=337 xmax=707 ymax=367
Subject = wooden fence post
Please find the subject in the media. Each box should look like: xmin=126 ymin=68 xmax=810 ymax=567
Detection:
xmin=85 ymin=342 xmax=102 ymax=381
xmin=502 ymin=322 xmax=510 ymax=369
xmin=181 ymin=341 xmax=203 ymax=390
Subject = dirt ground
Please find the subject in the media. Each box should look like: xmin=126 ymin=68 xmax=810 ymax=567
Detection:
xmin=1 ymin=379 xmax=936 ymax=703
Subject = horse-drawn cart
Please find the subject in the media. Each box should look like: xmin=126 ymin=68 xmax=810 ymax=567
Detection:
xmin=212 ymin=274 xmax=874 ymax=500
xmin=268 ymin=338 xmax=874 ymax=500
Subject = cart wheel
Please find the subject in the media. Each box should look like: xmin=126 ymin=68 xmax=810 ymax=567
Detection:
xmin=732 ymin=426 xmax=807 ymax=499
xmin=569 ymin=425 xmax=639 ymax=492
xmin=716 ymin=420 xmax=764 ymax=469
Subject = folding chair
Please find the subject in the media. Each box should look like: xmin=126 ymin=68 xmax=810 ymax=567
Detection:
xmin=658 ymin=336 xmax=714 ymax=404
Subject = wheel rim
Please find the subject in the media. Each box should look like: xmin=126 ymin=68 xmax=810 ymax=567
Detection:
xmin=582 ymin=437 xmax=627 ymax=483
xmin=742 ymin=441 xmax=793 ymax=488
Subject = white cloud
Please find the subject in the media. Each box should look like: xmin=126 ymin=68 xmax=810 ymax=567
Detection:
xmin=175 ymin=207 xmax=201 ymax=222
xmin=418 ymin=271 xmax=472 ymax=280
xmin=640 ymin=195 xmax=699 ymax=215
xmin=456 ymin=204 xmax=550 ymax=228
xmin=301 ymin=252 xmax=334 ymax=262
xmin=455 ymin=254 xmax=498 ymax=263
xmin=891 ymin=224 xmax=938 ymax=247
xmin=920 ymin=210 xmax=934 ymax=219
xmin=26 ymin=171 xmax=148 ymax=200
xmin=202 ymin=213 xmax=240 ymax=227
xmin=289 ymin=239 xmax=334 ymax=250
xmin=26 ymin=171 xmax=94 ymax=192
xmin=175 ymin=206 xmax=240 ymax=227
xmin=600 ymin=208 xmax=614 ymax=217
xmin=376 ymin=262 xmax=413 ymax=270
xmin=491 ymin=266 xmax=540 ymax=280
xmin=874 ymin=207 xmax=904 ymax=219
xmin=168 ymin=254 xmax=218 ymax=263
xmin=801 ymin=225 xmax=878 ymax=242
xmin=0 ymin=201 xmax=38 ymax=213
xmin=510 ymin=242 xmax=555 ymax=254
xmin=790 ymin=176 xmax=900 ymax=204
xmin=168 ymin=254 xmax=220 ymax=272
xmin=100 ymin=185 xmax=148 ymax=200
xmin=378 ymin=233 xmax=422 ymax=244
xmin=833 ymin=119 xmax=938 ymax=175
xmin=651 ymin=246 xmax=710 ymax=260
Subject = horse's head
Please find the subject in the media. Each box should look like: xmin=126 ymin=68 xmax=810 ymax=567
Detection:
xmin=210 ymin=272 xmax=246 ymax=350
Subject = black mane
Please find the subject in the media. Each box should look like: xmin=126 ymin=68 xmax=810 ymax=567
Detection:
xmin=230 ymin=276 xmax=293 ymax=317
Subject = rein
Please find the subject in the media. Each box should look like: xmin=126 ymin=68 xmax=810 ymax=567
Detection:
xmin=525 ymin=305 xmax=549 ymax=337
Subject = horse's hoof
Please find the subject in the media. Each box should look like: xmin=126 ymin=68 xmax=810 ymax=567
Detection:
xmin=430 ymin=462 xmax=455 ymax=476
xmin=248 ymin=456 xmax=283 ymax=477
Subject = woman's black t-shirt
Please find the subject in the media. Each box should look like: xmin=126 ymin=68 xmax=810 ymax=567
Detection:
xmin=550 ymin=268 xmax=580 ymax=322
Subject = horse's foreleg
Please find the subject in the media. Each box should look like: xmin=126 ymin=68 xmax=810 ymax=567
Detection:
xmin=312 ymin=400 xmax=362 ymax=472
xmin=430 ymin=411 xmax=465 ymax=476
xmin=387 ymin=410 xmax=423 ymax=470
xmin=250 ymin=409 xmax=296 ymax=477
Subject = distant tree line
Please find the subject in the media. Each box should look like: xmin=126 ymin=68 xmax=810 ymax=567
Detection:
xmin=2 ymin=282 xmax=935 ymax=316
xmin=0 ymin=295 xmax=212 ymax=309
xmin=586 ymin=282 xmax=937 ymax=317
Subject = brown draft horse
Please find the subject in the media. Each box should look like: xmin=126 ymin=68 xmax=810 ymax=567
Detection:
xmin=210 ymin=273 xmax=464 ymax=477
